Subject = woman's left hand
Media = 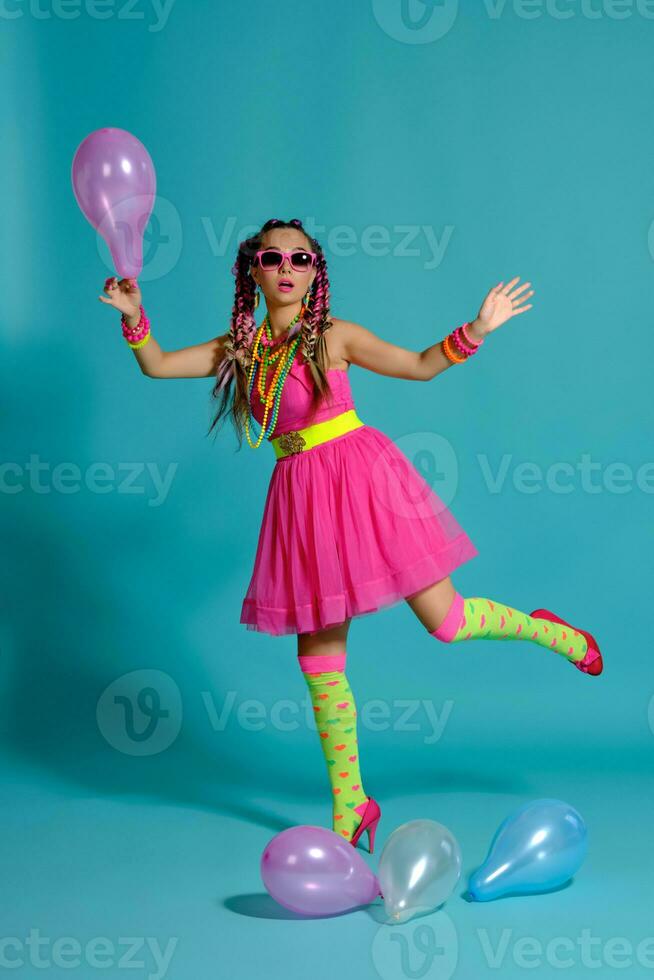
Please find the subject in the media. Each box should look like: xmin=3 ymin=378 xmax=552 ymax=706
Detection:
xmin=470 ymin=276 xmax=535 ymax=340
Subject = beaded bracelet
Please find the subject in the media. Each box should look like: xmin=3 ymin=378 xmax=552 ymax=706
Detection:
xmin=442 ymin=333 xmax=467 ymax=364
xmin=121 ymin=304 xmax=152 ymax=350
xmin=121 ymin=305 xmax=149 ymax=340
xmin=128 ymin=333 xmax=151 ymax=350
xmin=451 ymin=327 xmax=478 ymax=358
xmin=461 ymin=321 xmax=483 ymax=350
xmin=441 ymin=322 xmax=484 ymax=365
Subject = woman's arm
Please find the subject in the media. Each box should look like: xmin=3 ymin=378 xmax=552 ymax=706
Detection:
xmin=136 ymin=330 xmax=230 ymax=379
xmin=332 ymin=318 xmax=483 ymax=382
xmin=98 ymin=278 xmax=230 ymax=378
xmin=333 ymin=277 xmax=534 ymax=381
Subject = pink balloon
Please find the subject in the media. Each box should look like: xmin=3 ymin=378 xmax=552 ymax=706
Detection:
xmin=261 ymin=825 xmax=381 ymax=916
xmin=71 ymin=127 xmax=156 ymax=279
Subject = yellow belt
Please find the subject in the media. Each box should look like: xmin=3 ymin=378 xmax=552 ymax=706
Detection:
xmin=270 ymin=409 xmax=365 ymax=459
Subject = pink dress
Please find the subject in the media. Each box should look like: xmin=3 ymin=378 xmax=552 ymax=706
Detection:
xmin=240 ymin=355 xmax=478 ymax=636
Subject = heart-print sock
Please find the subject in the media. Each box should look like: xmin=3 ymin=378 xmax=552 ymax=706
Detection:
xmin=298 ymin=651 xmax=370 ymax=842
xmin=430 ymin=592 xmax=589 ymax=663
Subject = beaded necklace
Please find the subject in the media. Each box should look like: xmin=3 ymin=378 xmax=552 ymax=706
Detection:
xmin=245 ymin=311 xmax=304 ymax=449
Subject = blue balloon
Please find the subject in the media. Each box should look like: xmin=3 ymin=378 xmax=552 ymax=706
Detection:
xmin=468 ymin=798 xmax=588 ymax=901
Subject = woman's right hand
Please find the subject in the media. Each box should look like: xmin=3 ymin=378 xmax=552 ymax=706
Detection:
xmin=98 ymin=276 xmax=142 ymax=320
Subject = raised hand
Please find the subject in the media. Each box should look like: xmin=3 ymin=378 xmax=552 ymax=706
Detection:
xmin=98 ymin=276 xmax=142 ymax=320
xmin=472 ymin=277 xmax=534 ymax=339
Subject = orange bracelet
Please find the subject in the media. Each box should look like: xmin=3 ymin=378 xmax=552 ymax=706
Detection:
xmin=442 ymin=334 xmax=467 ymax=364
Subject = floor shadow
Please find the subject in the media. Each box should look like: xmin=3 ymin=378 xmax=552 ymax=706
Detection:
xmin=225 ymin=893 xmax=383 ymax=921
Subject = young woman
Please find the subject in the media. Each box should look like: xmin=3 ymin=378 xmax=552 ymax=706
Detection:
xmin=99 ymin=217 xmax=604 ymax=856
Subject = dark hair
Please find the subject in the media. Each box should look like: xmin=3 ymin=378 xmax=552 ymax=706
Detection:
xmin=207 ymin=217 xmax=334 ymax=449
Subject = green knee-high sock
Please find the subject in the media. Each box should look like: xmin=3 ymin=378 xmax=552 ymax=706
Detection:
xmin=431 ymin=593 xmax=589 ymax=663
xmin=298 ymin=651 xmax=370 ymax=842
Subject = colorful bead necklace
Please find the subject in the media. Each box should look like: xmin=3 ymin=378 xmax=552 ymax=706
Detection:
xmin=245 ymin=311 xmax=303 ymax=449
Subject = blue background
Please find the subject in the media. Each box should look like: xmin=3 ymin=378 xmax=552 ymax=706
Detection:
xmin=3 ymin=1 xmax=652 ymax=977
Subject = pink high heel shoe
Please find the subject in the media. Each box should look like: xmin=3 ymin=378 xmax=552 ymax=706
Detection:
xmin=349 ymin=796 xmax=382 ymax=854
xmin=529 ymin=608 xmax=603 ymax=675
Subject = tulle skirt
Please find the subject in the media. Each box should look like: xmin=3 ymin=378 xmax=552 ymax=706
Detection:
xmin=240 ymin=424 xmax=478 ymax=636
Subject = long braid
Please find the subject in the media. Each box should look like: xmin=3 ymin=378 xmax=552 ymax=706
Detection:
xmin=213 ymin=240 xmax=257 ymax=392
xmin=301 ymin=251 xmax=334 ymax=403
xmin=300 ymin=251 xmax=331 ymax=360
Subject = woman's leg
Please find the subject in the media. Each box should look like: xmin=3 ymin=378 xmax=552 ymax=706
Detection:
xmin=297 ymin=620 xmax=370 ymax=841
xmin=297 ymin=619 xmax=353 ymax=657
xmin=405 ymin=576 xmax=458 ymax=633
xmin=406 ymin=576 xmax=591 ymax=664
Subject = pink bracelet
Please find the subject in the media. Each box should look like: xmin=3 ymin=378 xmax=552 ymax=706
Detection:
xmin=461 ymin=321 xmax=483 ymax=349
xmin=121 ymin=305 xmax=148 ymax=334
xmin=451 ymin=323 xmax=484 ymax=358
xmin=121 ymin=305 xmax=150 ymax=344
xmin=443 ymin=321 xmax=486 ymax=363
xmin=450 ymin=325 xmax=477 ymax=358
xmin=451 ymin=327 xmax=475 ymax=358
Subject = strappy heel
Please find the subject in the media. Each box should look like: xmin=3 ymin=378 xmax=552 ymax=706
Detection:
xmin=349 ymin=796 xmax=382 ymax=854
xmin=529 ymin=608 xmax=603 ymax=675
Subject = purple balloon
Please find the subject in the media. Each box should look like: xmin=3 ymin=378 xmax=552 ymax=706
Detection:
xmin=261 ymin=825 xmax=381 ymax=916
xmin=71 ymin=127 xmax=156 ymax=279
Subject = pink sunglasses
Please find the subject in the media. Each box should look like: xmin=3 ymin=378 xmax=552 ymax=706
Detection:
xmin=253 ymin=247 xmax=317 ymax=272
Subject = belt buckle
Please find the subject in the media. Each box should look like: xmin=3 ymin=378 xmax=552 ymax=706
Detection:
xmin=278 ymin=430 xmax=306 ymax=455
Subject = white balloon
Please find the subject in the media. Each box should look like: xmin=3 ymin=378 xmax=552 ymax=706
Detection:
xmin=377 ymin=819 xmax=462 ymax=924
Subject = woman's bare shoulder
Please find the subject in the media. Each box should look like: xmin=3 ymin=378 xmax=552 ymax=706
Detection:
xmin=324 ymin=317 xmax=353 ymax=371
